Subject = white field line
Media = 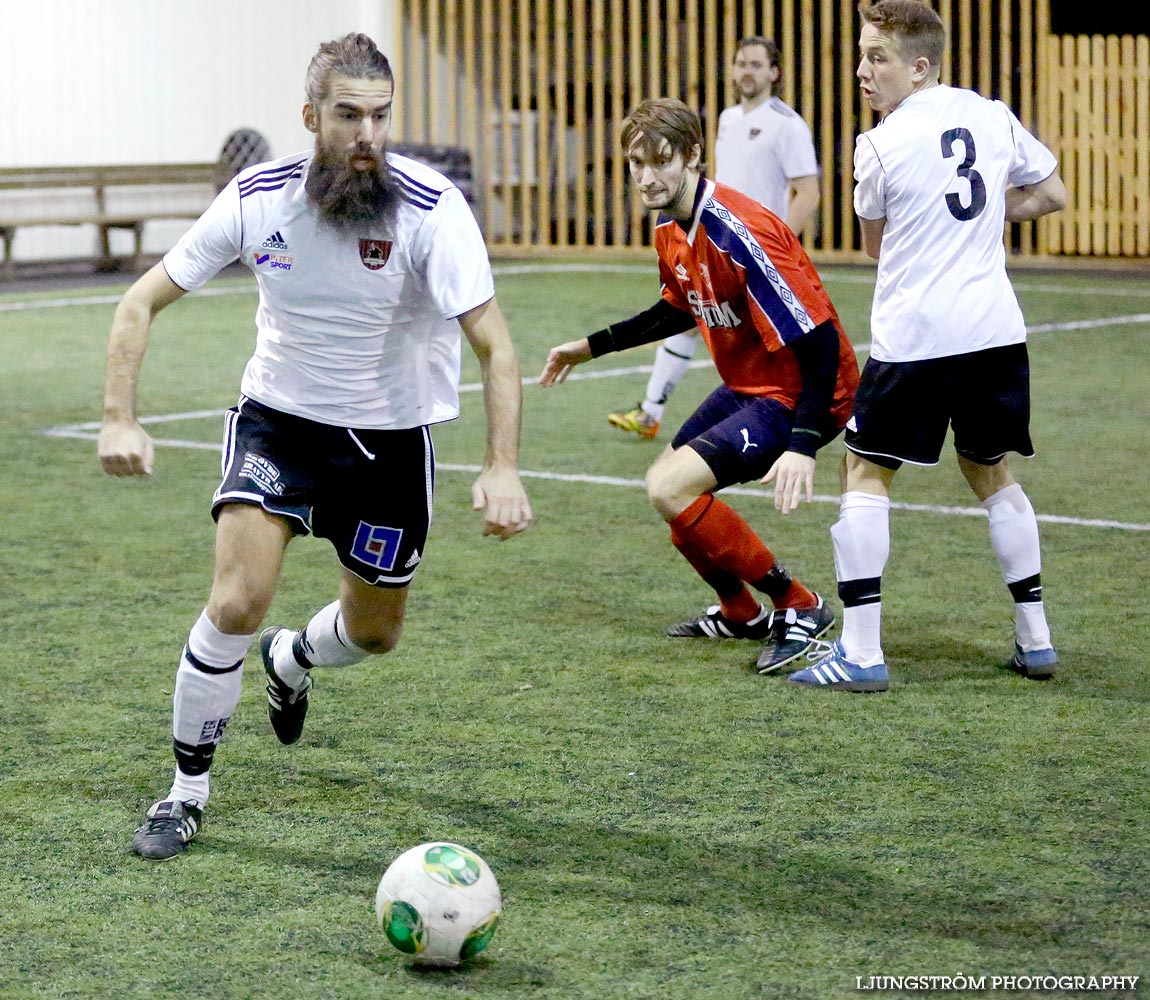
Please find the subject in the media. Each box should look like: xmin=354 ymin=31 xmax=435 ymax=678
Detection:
xmin=27 ymin=261 xmax=1150 ymax=532
xmin=45 ymin=425 xmax=1150 ymax=533
xmin=40 ymin=297 xmax=1149 ymax=436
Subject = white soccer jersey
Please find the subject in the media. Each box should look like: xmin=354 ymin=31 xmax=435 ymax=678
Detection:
xmin=714 ymin=97 xmax=819 ymax=216
xmin=853 ymin=85 xmax=1058 ymax=362
xmin=163 ymin=150 xmax=495 ymax=429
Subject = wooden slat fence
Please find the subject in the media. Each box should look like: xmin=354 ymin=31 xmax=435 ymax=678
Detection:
xmin=1043 ymin=33 xmax=1150 ymax=256
xmin=395 ymin=0 xmax=1148 ymax=260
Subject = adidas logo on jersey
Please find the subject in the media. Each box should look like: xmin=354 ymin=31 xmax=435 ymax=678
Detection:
xmin=404 ymin=549 xmax=422 ymax=569
xmin=261 ymin=231 xmax=289 ymax=250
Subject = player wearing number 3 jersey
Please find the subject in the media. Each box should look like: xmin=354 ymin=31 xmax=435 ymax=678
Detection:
xmin=788 ymin=0 xmax=1067 ymax=692
xmin=852 ymin=68 xmax=1054 ymax=363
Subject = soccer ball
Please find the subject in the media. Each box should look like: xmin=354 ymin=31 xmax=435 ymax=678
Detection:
xmin=374 ymin=842 xmax=502 ymax=968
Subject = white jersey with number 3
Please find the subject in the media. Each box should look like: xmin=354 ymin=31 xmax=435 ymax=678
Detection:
xmin=163 ymin=150 xmax=495 ymax=429
xmin=853 ymin=85 xmax=1058 ymax=362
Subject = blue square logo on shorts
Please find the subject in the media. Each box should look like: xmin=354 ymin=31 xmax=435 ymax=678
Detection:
xmin=350 ymin=521 xmax=403 ymax=571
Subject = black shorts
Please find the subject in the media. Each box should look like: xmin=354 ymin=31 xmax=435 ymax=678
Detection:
xmin=845 ymin=342 xmax=1034 ymax=469
xmin=671 ymin=384 xmax=841 ymax=490
xmin=213 ymin=397 xmax=434 ymax=587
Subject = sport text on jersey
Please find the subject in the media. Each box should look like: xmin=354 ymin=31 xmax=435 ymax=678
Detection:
xmin=686 ymin=288 xmax=740 ymax=329
xmin=255 ymin=231 xmax=293 ymax=270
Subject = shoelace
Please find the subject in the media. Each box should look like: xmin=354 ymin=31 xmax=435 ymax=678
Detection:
xmin=141 ymin=814 xmax=194 ymax=838
xmin=804 ymin=638 xmax=837 ymax=662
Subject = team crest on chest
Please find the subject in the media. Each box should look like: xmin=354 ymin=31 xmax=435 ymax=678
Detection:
xmin=359 ymin=239 xmax=392 ymax=270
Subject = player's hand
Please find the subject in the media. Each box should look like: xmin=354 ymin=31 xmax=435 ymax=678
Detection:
xmin=471 ymin=467 xmax=533 ymax=540
xmin=98 ymin=419 xmax=155 ymax=477
xmin=538 ymin=339 xmax=593 ymax=386
xmin=761 ymin=450 xmax=815 ymax=515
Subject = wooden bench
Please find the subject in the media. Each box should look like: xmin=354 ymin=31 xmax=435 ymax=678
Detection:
xmin=0 ymin=150 xmax=474 ymax=276
xmin=0 ymin=163 xmax=221 ymax=274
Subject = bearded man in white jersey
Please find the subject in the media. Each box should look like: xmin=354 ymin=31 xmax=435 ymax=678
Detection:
xmin=98 ymin=33 xmax=533 ymax=858
xmin=788 ymin=0 xmax=1066 ymax=693
xmin=607 ymin=35 xmax=820 ymax=440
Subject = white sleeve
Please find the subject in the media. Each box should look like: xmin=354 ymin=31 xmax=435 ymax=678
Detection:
xmin=853 ymin=133 xmax=886 ymax=221
xmin=1000 ymin=102 xmax=1059 ymax=188
xmin=413 ymin=187 xmax=496 ymax=320
xmin=780 ymin=116 xmax=819 ymax=179
xmin=162 ymin=181 xmax=243 ymax=291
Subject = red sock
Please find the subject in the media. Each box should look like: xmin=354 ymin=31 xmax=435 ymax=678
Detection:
xmin=777 ymin=579 xmax=817 ymax=610
xmin=719 ymin=589 xmax=763 ymax=623
xmin=670 ymin=496 xmax=778 ymax=622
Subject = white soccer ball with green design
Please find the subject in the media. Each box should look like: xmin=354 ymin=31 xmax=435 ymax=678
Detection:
xmin=375 ymin=842 xmax=502 ymax=967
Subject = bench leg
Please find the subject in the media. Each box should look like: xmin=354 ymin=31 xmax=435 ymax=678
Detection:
xmin=97 ymin=222 xmax=146 ymax=273
xmin=96 ymin=224 xmax=117 ymax=272
xmin=0 ymin=227 xmax=13 ymax=279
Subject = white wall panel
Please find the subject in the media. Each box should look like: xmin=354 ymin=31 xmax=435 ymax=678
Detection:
xmin=0 ymin=0 xmax=398 ymax=259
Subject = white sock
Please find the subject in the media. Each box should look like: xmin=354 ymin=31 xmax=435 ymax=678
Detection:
xmin=643 ymin=332 xmax=698 ymax=421
xmin=831 ymin=491 xmax=891 ymax=667
xmin=983 ymin=483 xmax=1052 ymax=651
xmin=168 ymin=611 xmax=252 ymax=808
xmin=169 ymin=770 xmax=210 ymax=808
xmin=275 ymin=601 xmax=371 ymax=689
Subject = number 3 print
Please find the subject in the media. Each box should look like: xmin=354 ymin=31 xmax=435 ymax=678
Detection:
xmin=941 ymin=127 xmax=987 ymax=221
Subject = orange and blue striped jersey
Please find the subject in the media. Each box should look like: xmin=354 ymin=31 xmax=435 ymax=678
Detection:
xmin=656 ymin=178 xmax=858 ymax=426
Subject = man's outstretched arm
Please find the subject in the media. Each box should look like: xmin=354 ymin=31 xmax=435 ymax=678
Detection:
xmin=458 ymin=296 xmax=533 ymax=540
xmin=98 ymin=263 xmax=187 ymax=477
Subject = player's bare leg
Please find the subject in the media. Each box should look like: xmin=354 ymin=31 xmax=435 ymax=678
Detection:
xmin=788 ymin=452 xmax=892 ymax=692
xmin=959 ymin=455 xmax=1056 ymax=678
xmin=260 ymin=568 xmax=409 ymax=744
xmin=650 ymin=446 xmax=829 ymax=665
xmin=133 ymin=504 xmax=292 ymax=859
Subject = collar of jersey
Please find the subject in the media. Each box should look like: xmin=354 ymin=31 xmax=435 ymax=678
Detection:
xmin=680 ymin=176 xmax=714 ymax=244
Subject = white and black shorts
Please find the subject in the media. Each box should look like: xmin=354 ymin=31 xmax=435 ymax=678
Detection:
xmin=845 ymin=342 xmax=1034 ymax=469
xmin=213 ymin=397 xmax=434 ymax=587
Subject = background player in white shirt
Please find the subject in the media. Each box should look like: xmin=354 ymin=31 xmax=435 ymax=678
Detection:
xmin=98 ymin=33 xmax=533 ymax=858
xmin=608 ymin=36 xmax=820 ymax=440
xmin=788 ymin=0 xmax=1066 ymax=693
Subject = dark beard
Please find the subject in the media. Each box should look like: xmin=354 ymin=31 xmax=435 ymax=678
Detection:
xmin=305 ymin=146 xmax=402 ymax=230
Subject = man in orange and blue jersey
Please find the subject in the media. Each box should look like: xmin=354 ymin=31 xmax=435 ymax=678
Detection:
xmin=539 ymin=97 xmax=859 ymax=675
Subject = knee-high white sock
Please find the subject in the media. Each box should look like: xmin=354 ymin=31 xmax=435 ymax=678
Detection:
xmin=831 ymin=491 xmax=891 ymax=667
xmin=272 ymin=600 xmax=371 ymax=689
xmin=169 ymin=610 xmax=252 ymax=808
xmin=983 ymin=483 xmax=1052 ymax=651
xmin=642 ymin=332 xmax=698 ymax=421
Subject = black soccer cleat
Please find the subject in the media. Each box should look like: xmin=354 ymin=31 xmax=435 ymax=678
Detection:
xmin=260 ymin=626 xmax=312 ymax=745
xmin=756 ymin=596 xmax=836 ymax=674
xmin=666 ymin=604 xmax=773 ymax=639
xmin=131 ymin=799 xmax=202 ymax=860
